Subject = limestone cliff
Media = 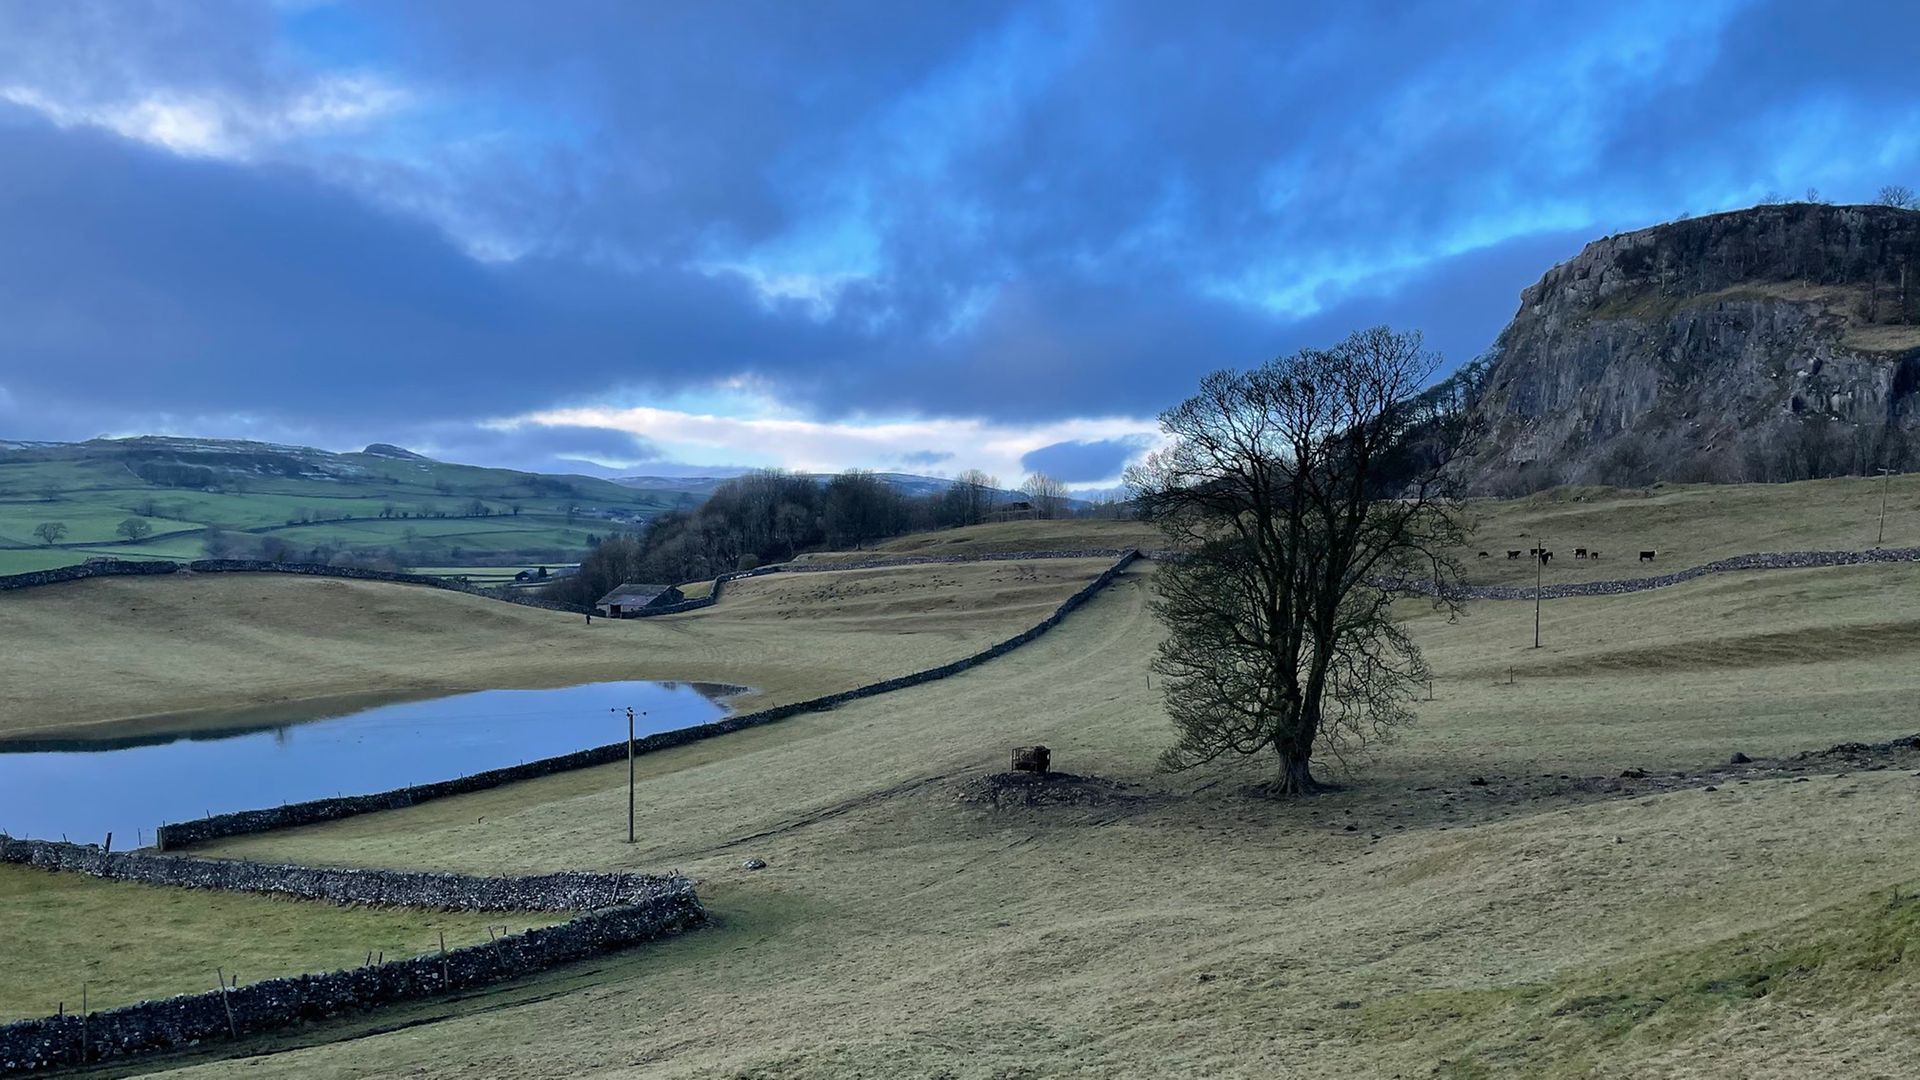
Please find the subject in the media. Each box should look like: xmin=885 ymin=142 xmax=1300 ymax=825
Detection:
xmin=1462 ymin=203 xmax=1920 ymax=493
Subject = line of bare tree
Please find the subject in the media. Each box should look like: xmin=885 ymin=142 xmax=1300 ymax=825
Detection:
xmin=544 ymin=467 xmax=1101 ymax=607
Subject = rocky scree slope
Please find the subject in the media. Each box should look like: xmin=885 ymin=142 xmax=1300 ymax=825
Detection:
xmin=1461 ymin=203 xmax=1920 ymax=494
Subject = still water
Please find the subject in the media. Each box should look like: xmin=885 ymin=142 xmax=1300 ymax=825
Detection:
xmin=0 ymin=681 xmax=737 ymax=846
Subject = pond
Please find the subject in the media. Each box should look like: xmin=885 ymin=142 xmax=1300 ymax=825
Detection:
xmin=0 ymin=680 xmax=739 ymax=847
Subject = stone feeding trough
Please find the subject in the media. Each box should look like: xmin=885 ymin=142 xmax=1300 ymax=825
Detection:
xmin=1009 ymin=745 xmax=1052 ymax=776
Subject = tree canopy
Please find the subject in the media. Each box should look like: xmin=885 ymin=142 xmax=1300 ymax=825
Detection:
xmin=1126 ymin=326 xmax=1472 ymax=794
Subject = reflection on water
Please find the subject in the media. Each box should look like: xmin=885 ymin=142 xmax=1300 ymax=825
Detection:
xmin=0 ymin=681 xmax=739 ymax=846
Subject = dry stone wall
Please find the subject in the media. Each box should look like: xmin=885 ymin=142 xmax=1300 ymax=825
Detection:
xmin=625 ymin=548 xmax=1143 ymax=619
xmin=0 ymin=883 xmax=702 ymax=1074
xmin=0 ymin=558 xmax=587 ymax=613
xmin=0 ymin=550 xmax=1161 ymax=1073
xmin=0 ymin=837 xmax=675 ymax=912
xmin=781 ymin=548 xmax=1141 ymax=572
xmin=156 ymin=551 xmax=1141 ymax=848
xmin=1397 ymin=546 xmax=1920 ymax=601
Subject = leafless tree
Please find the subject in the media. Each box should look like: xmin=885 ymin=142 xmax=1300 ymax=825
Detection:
xmin=32 ymin=521 xmax=69 ymax=546
xmin=1021 ymin=472 xmax=1070 ymax=519
xmin=944 ymin=469 xmax=999 ymax=526
xmin=824 ymin=469 xmax=907 ymax=548
xmin=1877 ymin=184 xmax=1918 ymax=210
xmin=1125 ymin=326 xmax=1471 ymax=795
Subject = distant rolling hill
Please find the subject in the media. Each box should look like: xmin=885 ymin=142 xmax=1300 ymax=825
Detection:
xmin=0 ymin=436 xmax=697 ymax=576
xmin=613 ymin=469 xmax=1069 ymax=505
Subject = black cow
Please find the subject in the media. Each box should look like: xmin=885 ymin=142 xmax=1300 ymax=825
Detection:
xmin=1574 ymin=547 xmax=1588 ymax=559
xmin=1477 ymin=551 xmax=1491 ymax=558
xmin=1639 ymin=550 xmax=1656 ymax=562
xmin=1506 ymin=550 xmax=1521 ymax=559
xmin=1539 ymin=551 xmax=1553 ymax=564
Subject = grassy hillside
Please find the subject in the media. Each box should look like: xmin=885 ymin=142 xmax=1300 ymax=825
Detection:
xmin=790 ymin=516 xmax=1163 ymax=564
xmin=0 ymin=864 xmax=548 ymax=1020
xmin=171 ymin=559 xmax=1920 ymax=1077
xmin=795 ymin=473 xmax=1920 ymax=587
xmin=1453 ymin=473 xmax=1920 ymax=585
xmin=0 ymin=436 xmax=692 ymax=574
xmin=0 ymin=558 xmax=1117 ymax=741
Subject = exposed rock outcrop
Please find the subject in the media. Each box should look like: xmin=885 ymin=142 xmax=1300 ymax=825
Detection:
xmin=1463 ymin=203 xmax=1920 ymax=493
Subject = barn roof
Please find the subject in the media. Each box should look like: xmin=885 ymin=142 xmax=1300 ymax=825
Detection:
xmin=596 ymin=582 xmax=674 ymax=606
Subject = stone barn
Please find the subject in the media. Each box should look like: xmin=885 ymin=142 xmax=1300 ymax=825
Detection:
xmin=988 ymin=500 xmax=1041 ymax=523
xmin=594 ymin=583 xmax=684 ymax=617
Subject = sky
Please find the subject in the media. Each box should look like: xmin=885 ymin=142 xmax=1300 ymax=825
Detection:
xmin=1 ymin=1 xmax=1916 ymax=488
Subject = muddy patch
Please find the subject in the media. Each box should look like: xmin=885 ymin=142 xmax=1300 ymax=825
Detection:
xmin=954 ymin=771 xmax=1148 ymax=811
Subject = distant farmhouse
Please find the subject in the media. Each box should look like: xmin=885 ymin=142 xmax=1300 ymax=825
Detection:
xmin=594 ymin=582 xmax=684 ymax=617
xmin=987 ymin=499 xmax=1040 ymax=523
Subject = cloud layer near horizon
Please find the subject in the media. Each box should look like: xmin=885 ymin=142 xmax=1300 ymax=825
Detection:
xmin=1 ymin=1 xmax=1916 ymax=483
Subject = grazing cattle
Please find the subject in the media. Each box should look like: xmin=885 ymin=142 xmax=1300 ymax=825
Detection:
xmin=1011 ymin=745 xmax=1052 ymax=776
xmin=1477 ymin=551 xmax=1490 ymax=558
xmin=1574 ymin=547 xmax=1588 ymax=559
xmin=1528 ymin=547 xmax=1541 ymax=556
xmin=1539 ymin=551 xmax=1553 ymax=563
xmin=1506 ymin=550 xmax=1521 ymax=559
xmin=1590 ymin=551 xmax=1600 ymax=561
xmin=1639 ymin=550 xmax=1656 ymax=562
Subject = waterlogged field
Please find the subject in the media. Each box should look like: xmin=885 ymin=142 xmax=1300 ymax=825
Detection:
xmin=0 ymin=558 xmax=1117 ymax=741
xmin=0 ymin=680 xmax=732 ymax=843
xmin=174 ymin=559 xmax=1920 ymax=1078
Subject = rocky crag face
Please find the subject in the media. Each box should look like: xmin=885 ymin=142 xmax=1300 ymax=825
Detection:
xmin=1462 ymin=203 xmax=1920 ymax=494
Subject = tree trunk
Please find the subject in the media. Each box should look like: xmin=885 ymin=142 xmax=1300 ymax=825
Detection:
xmin=1272 ymin=748 xmax=1321 ymax=796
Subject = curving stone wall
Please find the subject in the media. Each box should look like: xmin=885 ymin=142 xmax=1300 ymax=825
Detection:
xmin=156 ymin=551 xmax=1142 ymax=849
xmin=780 ymin=548 xmax=1141 ymax=572
xmin=1394 ymin=546 xmax=1920 ymax=601
xmin=0 ymin=837 xmax=675 ymax=912
xmin=0 ymin=558 xmax=588 ymax=613
xmin=0 ymin=883 xmax=703 ymax=1074
xmin=626 ymin=548 xmax=1145 ymax=619
xmin=0 ymin=550 xmax=1161 ymax=1072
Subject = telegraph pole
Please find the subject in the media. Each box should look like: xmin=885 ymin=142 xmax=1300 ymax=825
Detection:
xmin=1878 ymin=467 xmax=1894 ymax=547
xmin=615 ymin=707 xmax=637 ymax=843
xmin=1533 ymin=540 xmax=1545 ymax=649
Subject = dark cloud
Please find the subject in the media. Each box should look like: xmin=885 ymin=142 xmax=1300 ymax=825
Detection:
xmin=1020 ymin=437 xmax=1153 ymax=484
xmin=0 ymin=113 xmax=858 ymax=426
xmin=1 ymin=0 xmax=1917 ymax=468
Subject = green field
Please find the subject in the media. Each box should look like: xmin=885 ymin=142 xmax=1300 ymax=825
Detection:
xmin=0 ymin=437 xmax=683 ymax=572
